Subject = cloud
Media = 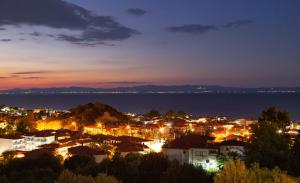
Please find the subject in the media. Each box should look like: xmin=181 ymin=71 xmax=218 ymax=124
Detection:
xmin=127 ymin=8 xmax=147 ymax=16
xmin=0 ymin=0 xmax=139 ymax=46
xmin=11 ymin=71 xmax=51 ymax=75
xmin=22 ymin=77 xmax=43 ymax=80
xmin=29 ymin=32 xmax=41 ymax=37
xmin=0 ymin=75 xmax=19 ymax=79
xmin=167 ymin=19 xmax=253 ymax=36
xmin=57 ymin=16 xmax=140 ymax=45
xmin=0 ymin=28 xmax=6 ymax=31
xmin=0 ymin=39 xmax=12 ymax=42
xmin=223 ymin=19 xmax=254 ymax=28
xmin=98 ymin=81 xmax=150 ymax=85
xmin=167 ymin=24 xmax=217 ymax=35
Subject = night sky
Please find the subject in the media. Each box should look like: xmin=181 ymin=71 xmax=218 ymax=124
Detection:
xmin=0 ymin=0 xmax=299 ymax=89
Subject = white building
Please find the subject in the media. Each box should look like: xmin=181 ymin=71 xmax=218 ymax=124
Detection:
xmin=0 ymin=107 xmax=11 ymax=113
xmin=0 ymin=135 xmax=26 ymax=154
xmin=23 ymin=132 xmax=55 ymax=151
xmin=162 ymin=135 xmax=219 ymax=171
xmin=219 ymin=140 xmax=245 ymax=157
xmin=0 ymin=131 xmax=55 ymax=154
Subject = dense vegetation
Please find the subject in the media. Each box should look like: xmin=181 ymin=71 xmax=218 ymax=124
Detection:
xmin=70 ymin=102 xmax=128 ymax=125
xmin=0 ymin=153 xmax=213 ymax=183
xmin=215 ymin=160 xmax=296 ymax=183
xmin=245 ymin=107 xmax=300 ymax=177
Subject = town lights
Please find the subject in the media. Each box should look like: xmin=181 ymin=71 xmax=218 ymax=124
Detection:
xmin=159 ymin=127 xmax=165 ymax=133
xmin=72 ymin=122 xmax=77 ymax=130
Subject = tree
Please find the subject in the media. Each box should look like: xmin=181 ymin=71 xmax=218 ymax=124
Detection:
xmin=64 ymin=155 xmax=96 ymax=175
xmin=2 ymin=154 xmax=61 ymax=183
xmin=249 ymin=165 xmax=296 ymax=183
xmin=138 ymin=153 xmax=170 ymax=183
xmin=1 ymin=151 xmax=17 ymax=164
xmin=97 ymin=153 xmax=142 ymax=183
xmin=214 ymin=160 xmax=249 ymax=183
xmin=95 ymin=173 xmax=120 ymax=183
xmin=9 ymin=168 xmax=56 ymax=183
xmin=123 ymin=153 xmax=142 ymax=183
xmin=214 ymin=160 xmax=296 ymax=183
xmin=217 ymin=154 xmax=230 ymax=170
xmin=245 ymin=120 xmax=291 ymax=170
xmin=259 ymin=106 xmax=291 ymax=131
xmin=292 ymin=130 xmax=300 ymax=155
xmin=16 ymin=119 xmax=29 ymax=133
xmin=70 ymin=103 xmax=128 ymax=125
xmin=164 ymin=110 xmax=186 ymax=119
xmin=145 ymin=110 xmax=160 ymax=119
xmin=162 ymin=161 xmax=211 ymax=183
xmin=56 ymin=170 xmax=119 ymax=183
xmin=245 ymin=107 xmax=294 ymax=173
xmin=0 ymin=175 xmax=10 ymax=183
xmin=289 ymin=130 xmax=300 ymax=176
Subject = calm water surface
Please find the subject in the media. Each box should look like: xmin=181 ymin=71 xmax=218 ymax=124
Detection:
xmin=0 ymin=93 xmax=299 ymax=120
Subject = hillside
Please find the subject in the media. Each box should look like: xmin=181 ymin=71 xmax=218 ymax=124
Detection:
xmin=69 ymin=102 xmax=128 ymax=125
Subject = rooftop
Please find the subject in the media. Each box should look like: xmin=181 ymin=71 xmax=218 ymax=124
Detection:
xmin=163 ymin=134 xmax=215 ymax=149
xmin=68 ymin=146 xmax=107 ymax=156
xmin=219 ymin=140 xmax=246 ymax=146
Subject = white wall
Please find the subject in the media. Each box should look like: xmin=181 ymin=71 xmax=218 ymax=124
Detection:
xmin=162 ymin=148 xmax=189 ymax=164
xmin=0 ymin=139 xmax=14 ymax=154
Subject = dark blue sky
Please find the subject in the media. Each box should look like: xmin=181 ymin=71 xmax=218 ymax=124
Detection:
xmin=0 ymin=0 xmax=299 ymax=89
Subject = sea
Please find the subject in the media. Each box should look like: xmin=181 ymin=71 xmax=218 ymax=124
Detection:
xmin=0 ymin=93 xmax=300 ymax=120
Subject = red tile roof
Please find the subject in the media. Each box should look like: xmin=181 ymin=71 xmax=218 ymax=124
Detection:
xmin=116 ymin=142 xmax=146 ymax=153
xmin=0 ymin=134 xmax=23 ymax=140
xmin=163 ymin=134 xmax=215 ymax=149
xmin=25 ymin=148 xmax=56 ymax=159
xmin=219 ymin=140 xmax=246 ymax=146
xmin=68 ymin=146 xmax=107 ymax=156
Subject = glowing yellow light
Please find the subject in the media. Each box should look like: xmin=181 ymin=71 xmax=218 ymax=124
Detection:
xmin=159 ymin=127 xmax=164 ymax=133
xmin=146 ymin=140 xmax=164 ymax=153
xmin=16 ymin=154 xmax=25 ymax=158
xmin=126 ymin=125 xmax=131 ymax=130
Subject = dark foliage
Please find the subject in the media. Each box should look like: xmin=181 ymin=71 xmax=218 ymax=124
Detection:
xmin=162 ymin=161 xmax=212 ymax=183
xmin=258 ymin=106 xmax=291 ymax=130
xmin=138 ymin=153 xmax=170 ymax=183
xmin=145 ymin=109 xmax=161 ymax=119
xmin=245 ymin=107 xmax=294 ymax=174
xmin=70 ymin=102 xmax=128 ymax=125
xmin=2 ymin=154 xmax=62 ymax=183
xmin=64 ymin=155 xmax=97 ymax=175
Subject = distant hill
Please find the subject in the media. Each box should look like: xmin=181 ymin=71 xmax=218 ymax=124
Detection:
xmin=1 ymin=85 xmax=300 ymax=94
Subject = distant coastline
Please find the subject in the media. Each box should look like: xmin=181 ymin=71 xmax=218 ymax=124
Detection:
xmin=1 ymin=85 xmax=300 ymax=94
